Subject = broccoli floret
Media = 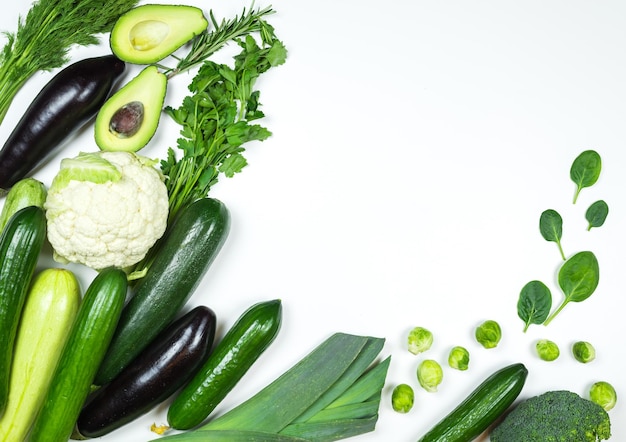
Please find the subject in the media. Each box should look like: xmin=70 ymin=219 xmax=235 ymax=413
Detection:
xmin=491 ymin=390 xmax=611 ymax=442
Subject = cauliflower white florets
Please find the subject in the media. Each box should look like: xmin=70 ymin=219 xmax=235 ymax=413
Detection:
xmin=44 ymin=151 xmax=169 ymax=270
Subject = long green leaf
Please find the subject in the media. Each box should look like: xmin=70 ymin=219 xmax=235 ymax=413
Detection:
xmin=279 ymin=416 xmax=379 ymax=442
xmin=201 ymin=333 xmax=371 ymax=433
xmin=153 ymin=430 xmax=308 ymax=442
xmin=292 ymin=337 xmax=385 ymax=423
xmin=327 ymin=357 xmax=390 ymax=409
xmin=305 ymin=400 xmax=380 ymax=423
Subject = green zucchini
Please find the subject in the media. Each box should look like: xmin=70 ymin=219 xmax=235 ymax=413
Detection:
xmin=0 ymin=205 xmax=46 ymax=417
xmin=167 ymin=299 xmax=282 ymax=430
xmin=94 ymin=197 xmax=230 ymax=385
xmin=0 ymin=268 xmax=80 ymax=441
xmin=0 ymin=177 xmax=47 ymax=232
xmin=418 ymin=363 xmax=528 ymax=442
xmin=28 ymin=267 xmax=128 ymax=442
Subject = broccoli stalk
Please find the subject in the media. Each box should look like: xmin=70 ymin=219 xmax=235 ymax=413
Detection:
xmin=491 ymin=390 xmax=611 ymax=441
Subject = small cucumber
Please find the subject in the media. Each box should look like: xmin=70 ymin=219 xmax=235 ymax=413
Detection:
xmin=167 ymin=299 xmax=282 ymax=430
xmin=0 ymin=177 xmax=47 ymax=232
xmin=76 ymin=305 xmax=217 ymax=437
xmin=0 ymin=268 xmax=80 ymax=441
xmin=29 ymin=267 xmax=128 ymax=442
xmin=0 ymin=205 xmax=46 ymax=417
xmin=418 ymin=363 xmax=528 ymax=442
xmin=94 ymin=197 xmax=230 ymax=385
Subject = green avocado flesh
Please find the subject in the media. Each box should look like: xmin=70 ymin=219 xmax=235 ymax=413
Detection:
xmin=110 ymin=4 xmax=208 ymax=64
xmin=94 ymin=65 xmax=167 ymax=153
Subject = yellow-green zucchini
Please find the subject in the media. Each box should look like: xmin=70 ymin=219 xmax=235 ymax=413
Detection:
xmin=0 ymin=268 xmax=80 ymax=441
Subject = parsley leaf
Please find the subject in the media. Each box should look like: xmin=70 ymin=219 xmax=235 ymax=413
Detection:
xmin=162 ymin=26 xmax=287 ymax=222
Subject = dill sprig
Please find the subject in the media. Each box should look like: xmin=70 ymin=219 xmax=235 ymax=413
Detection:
xmin=0 ymin=0 xmax=139 ymax=125
xmin=159 ymin=4 xmax=276 ymax=79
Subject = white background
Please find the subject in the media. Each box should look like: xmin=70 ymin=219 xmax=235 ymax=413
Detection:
xmin=2 ymin=1 xmax=626 ymax=441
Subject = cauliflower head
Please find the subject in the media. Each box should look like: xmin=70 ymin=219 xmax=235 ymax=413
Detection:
xmin=45 ymin=151 xmax=169 ymax=270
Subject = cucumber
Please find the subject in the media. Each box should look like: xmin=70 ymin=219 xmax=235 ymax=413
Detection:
xmin=0 ymin=268 xmax=80 ymax=441
xmin=28 ymin=267 xmax=128 ymax=442
xmin=168 ymin=299 xmax=282 ymax=430
xmin=94 ymin=197 xmax=230 ymax=385
xmin=0 ymin=205 xmax=46 ymax=417
xmin=0 ymin=177 xmax=47 ymax=232
xmin=418 ymin=363 xmax=528 ymax=442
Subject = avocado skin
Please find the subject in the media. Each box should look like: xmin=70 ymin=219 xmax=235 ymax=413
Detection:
xmin=110 ymin=4 xmax=208 ymax=64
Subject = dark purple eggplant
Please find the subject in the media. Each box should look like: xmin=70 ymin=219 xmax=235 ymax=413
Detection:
xmin=75 ymin=305 xmax=217 ymax=438
xmin=0 ymin=55 xmax=126 ymax=190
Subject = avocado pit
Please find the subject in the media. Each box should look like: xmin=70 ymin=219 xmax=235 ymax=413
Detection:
xmin=109 ymin=101 xmax=144 ymax=138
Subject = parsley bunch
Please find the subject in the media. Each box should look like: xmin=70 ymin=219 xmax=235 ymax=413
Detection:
xmin=161 ymin=22 xmax=287 ymax=222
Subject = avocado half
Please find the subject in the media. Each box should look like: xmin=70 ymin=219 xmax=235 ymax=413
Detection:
xmin=94 ymin=65 xmax=167 ymax=152
xmin=110 ymin=4 xmax=208 ymax=64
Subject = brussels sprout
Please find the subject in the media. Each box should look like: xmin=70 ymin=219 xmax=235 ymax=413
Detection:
xmin=407 ymin=326 xmax=433 ymax=355
xmin=589 ymin=381 xmax=617 ymax=411
xmin=448 ymin=346 xmax=470 ymax=371
xmin=417 ymin=359 xmax=443 ymax=392
xmin=535 ymin=339 xmax=560 ymax=361
xmin=391 ymin=383 xmax=415 ymax=413
xmin=572 ymin=341 xmax=596 ymax=363
xmin=475 ymin=320 xmax=501 ymax=349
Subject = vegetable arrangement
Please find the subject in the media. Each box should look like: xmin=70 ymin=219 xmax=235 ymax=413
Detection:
xmin=0 ymin=1 xmax=620 ymax=441
xmin=0 ymin=2 xmax=392 ymax=442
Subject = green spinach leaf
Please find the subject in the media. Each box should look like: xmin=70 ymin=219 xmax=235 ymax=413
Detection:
xmin=539 ymin=209 xmax=566 ymax=260
xmin=570 ymin=150 xmax=601 ymax=204
xmin=585 ymin=200 xmax=609 ymax=231
xmin=544 ymin=251 xmax=599 ymax=325
xmin=517 ymin=280 xmax=552 ymax=332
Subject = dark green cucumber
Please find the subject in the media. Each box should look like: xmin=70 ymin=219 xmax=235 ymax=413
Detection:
xmin=28 ymin=267 xmax=128 ymax=442
xmin=0 ymin=205 xmax=46 ymax=418
xmin=94 ymin=197 xmax=230 ymax=385
xmin=167 ymin=299 xmax=282 ymax=430
xmin=418 ymin=363 xmax=528 ymax=442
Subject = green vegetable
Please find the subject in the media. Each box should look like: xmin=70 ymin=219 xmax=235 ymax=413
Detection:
xmin=391 ymin=384 xmax=414 ymax=413
xmin=589 ymin=381 xmax=617 ymax=411
xmin=490 ymin=390 xmax=611 ymax=441
xmin=535 ymin=339 xmax=560 ymax=361
xmin=474 ymin=319 xmax=501 ymax=349
xmin=586 ymin=200 xmax=609 ymax=231
xmin=29 ymin=267 xmax=128 ymax=442
xmin=407 ymin=326 xmax=433 ymax=355
xmin=544 ymin=251 xmax=600 ymax=326
xmin=418 ymin=363 xmax=528 ymax=442
xmin=157 ymin=333 xmax=389 ymax=441
xmin=0 ymin=0 xmax=138 ymax=125
xmin=572 ymin=341 xmax=596 ymax=363
xmin=570 ymin=150 xmax=602 ymax=204
xmin=95 ymin=197 xmax=230 ymax=385
xmin=160 ymin=21 xmax=287 ymax=223
xmin=0 ymin=177 xmax=46 ymax=231
xmin=0 ymin=268 xmax=79 ymax=441
xmin=0 ymin=205 xmax=46 ymax=417
xmin=517 ymin=280 xmax=552 ymax=332
xmin=447 ymin=346 xmax=470 ymax=371
xmin=417 ymin=359 xmax=443 ymax=393
xmin=539 ymin=209 xmax=566 ymax=260
xmin=168 ymin=299 xmax=283 ymax=430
